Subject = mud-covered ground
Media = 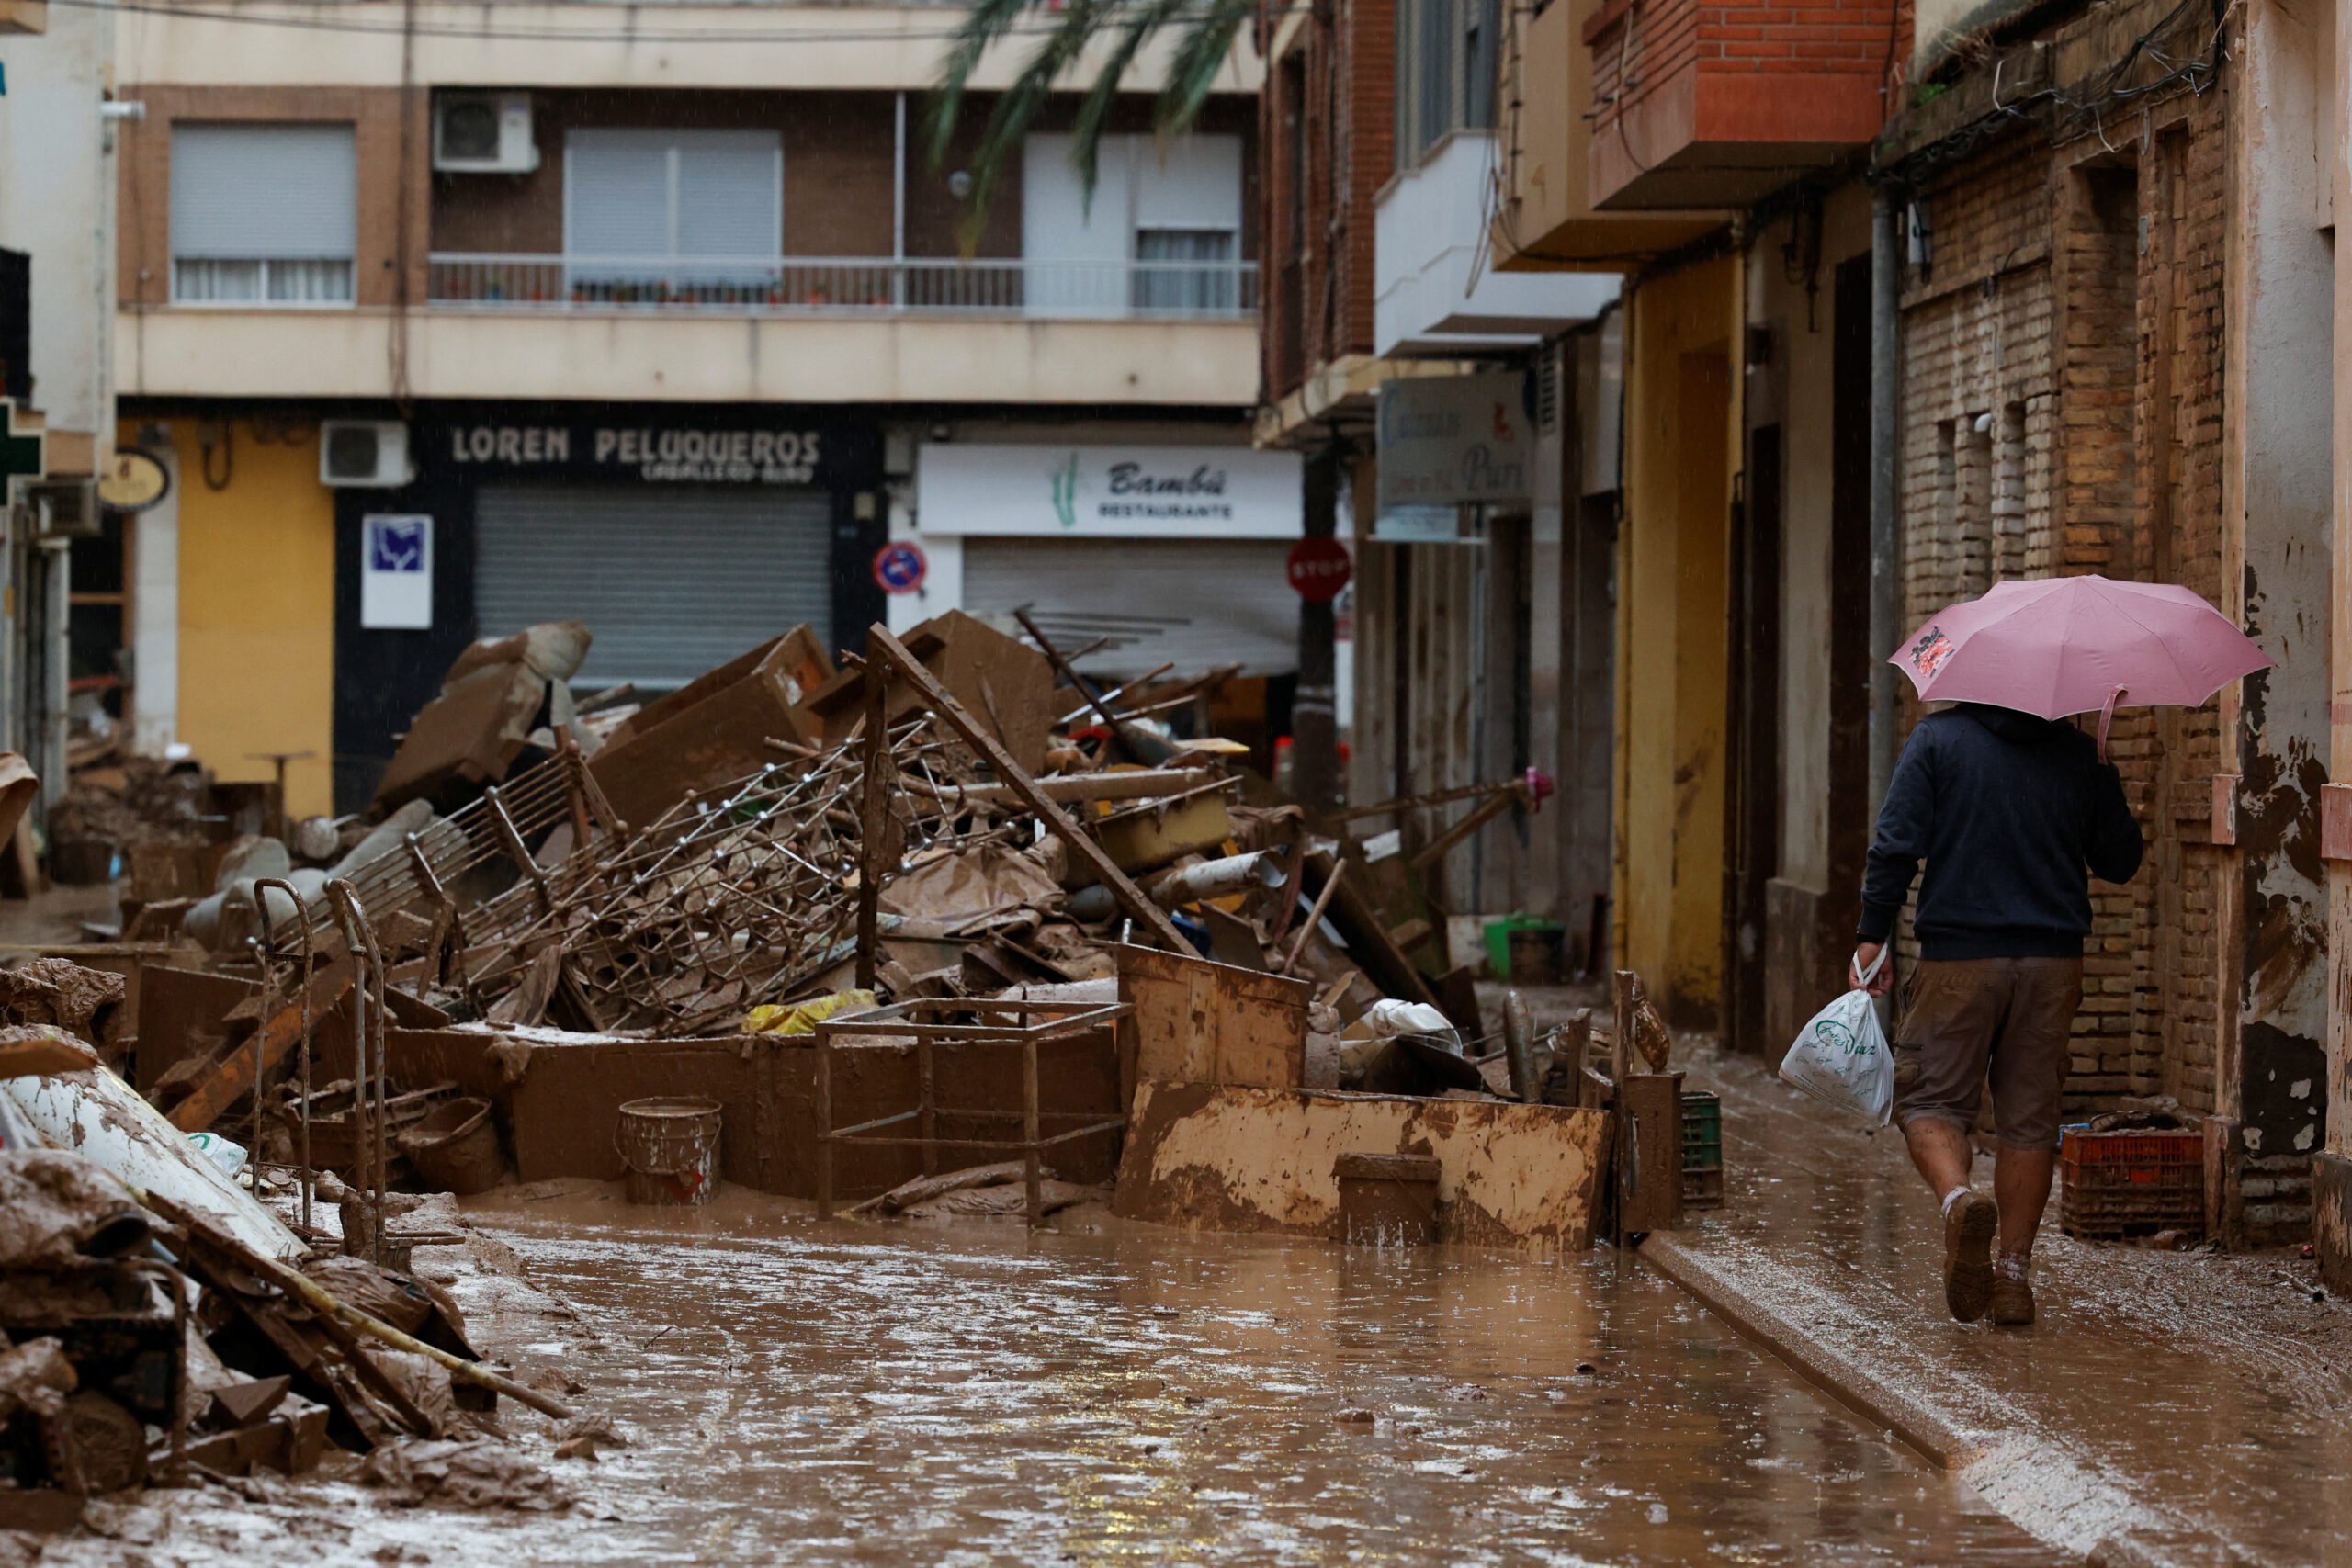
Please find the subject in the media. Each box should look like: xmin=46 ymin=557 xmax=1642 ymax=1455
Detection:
xmin=21 ymin=1180 xmax=2053 ymax=1566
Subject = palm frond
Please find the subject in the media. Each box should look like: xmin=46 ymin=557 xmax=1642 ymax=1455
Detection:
xmin=928 ymin=0 xmax=1249 ymax=238
xmin=923 ymin=0 xmax=1049 ymax=171
xmin=1154 ymin=0 xmax=1252 ymax=141
xmin=959 ymin=0 xmax=1112 ymax=245
xmin=1070 ymin=0 xmax=1194 ymax=208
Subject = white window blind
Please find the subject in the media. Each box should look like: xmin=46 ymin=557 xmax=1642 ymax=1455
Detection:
xmin=566 ymin=130 xmax=782 ymax=294
xmin=170 ymin=123 xmax=356 ymax=304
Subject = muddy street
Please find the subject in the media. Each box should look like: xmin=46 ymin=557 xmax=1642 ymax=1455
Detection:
xmin=412 ymin=1193 xmax=2046 ymax=1565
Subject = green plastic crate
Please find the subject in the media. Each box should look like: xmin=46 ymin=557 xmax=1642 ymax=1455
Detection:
xmin=1680 ymin=1090 xmax=1724 ymax=1210
xmin=1483 ymin=914 xmax=1565 ymax=980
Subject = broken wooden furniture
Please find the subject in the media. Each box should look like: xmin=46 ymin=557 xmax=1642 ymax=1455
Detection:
xmin=1113 ymin=943 xmax=1311 ymax=1107
xmin=588 ymin=625 xmax=834 ymax=827
xmin=812 ymin=997 xmax=1131 ymax=1227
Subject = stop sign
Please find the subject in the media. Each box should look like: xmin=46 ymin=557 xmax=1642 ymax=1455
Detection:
xmin=1286 ymin=536 xmax=1353 ymax=602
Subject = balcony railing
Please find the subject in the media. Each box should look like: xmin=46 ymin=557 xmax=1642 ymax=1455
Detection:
xmin=425 ymin=254 xmax=1260 ymax=321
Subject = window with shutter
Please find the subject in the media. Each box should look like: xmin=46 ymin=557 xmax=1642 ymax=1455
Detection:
xmin=169 ymin=123 xmax=356 ymax=305
xmin=565 ymin=130 xmax=782 ymax=302
xmin=1023 ymin=133 xmax=1243 ymax=318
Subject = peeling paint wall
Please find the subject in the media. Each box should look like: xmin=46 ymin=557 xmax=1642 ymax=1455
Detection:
xmin=2222 ymin=0 xmax=2331 ymax=1187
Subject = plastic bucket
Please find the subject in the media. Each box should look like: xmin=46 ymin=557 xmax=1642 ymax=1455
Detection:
xmin=396 ymin=1097 xmax=503 ymax=1197
xmin=616 ymin=1097 xmax=723 ymax=1207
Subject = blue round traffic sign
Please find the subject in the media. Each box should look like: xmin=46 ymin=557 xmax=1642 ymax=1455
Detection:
xmin=873 ymin=540 xmax=927 ymax=594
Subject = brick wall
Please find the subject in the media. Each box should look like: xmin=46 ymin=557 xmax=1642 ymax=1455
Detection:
xmin=1261 ymin=0 xmax=1392 ymax=403
xmin=1894 ymin=86 xmax=2230 ymax=1120
xmin=1589 ymin=0 xmax=1896 ymax=141
xmin=116 ymin=85 xmax=425 ymax=310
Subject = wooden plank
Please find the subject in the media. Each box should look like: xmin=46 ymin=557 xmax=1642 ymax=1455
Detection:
xmin=855 ymin=668 xmax=891 ymax=991
xmin=0 ymin=1032 xmax=96 ymax=1076
xmin=1303 ymin=851 xmax=1441 ymax=1008
xmin=1408 ymin=787 xmax=1523 ymax=875
xmin=1617 ymin=1071 xmax=1686 ymax=1235
xmin=866 ymin=624 xmax=1189 ymax=953
xmin=166 ymin=958 xmax=356 ymax=1134
xmin=1611 ymin=969 xmax=1632 ymax=1249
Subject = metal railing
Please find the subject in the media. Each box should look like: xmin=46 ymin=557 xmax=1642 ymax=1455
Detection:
xmin=425 ymin=254 xmax=1260 ymax=321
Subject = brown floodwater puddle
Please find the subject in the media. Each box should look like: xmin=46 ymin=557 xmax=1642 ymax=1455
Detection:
xmin=426 ymin=1188 xmax=2053 ymax=1565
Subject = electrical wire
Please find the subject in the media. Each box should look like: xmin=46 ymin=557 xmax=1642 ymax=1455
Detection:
xmin=51 ymin=0 xmax=1114 ymax=45
xmin=1886 ymin=0 xmax=2225 ymax=183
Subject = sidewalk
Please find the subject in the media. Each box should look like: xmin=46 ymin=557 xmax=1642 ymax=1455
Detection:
xmin=1647 ymin=1034 xmax=2352 ymax=1566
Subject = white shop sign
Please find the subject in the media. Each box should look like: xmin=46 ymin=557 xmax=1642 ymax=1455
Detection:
xmin=360 ymin=513 xmax=433 ymax=630
xmin=1376 ymin=372 xmax=1533 ymax=509
xmin=917 ymin=445 xmax=1302 ymax=539
xmin=1373 ymin=506 xmax=1464 ymax=543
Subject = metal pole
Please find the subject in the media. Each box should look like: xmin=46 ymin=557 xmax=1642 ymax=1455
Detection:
xmin=1293 ymin=446 xmax=1343 ymax=812
xmin=40 ymin=537 xmax=68 ymax=811
xmin=892 ymin=91 xmax=907 ymax=308
xmin=1022 ymin=1032 xmax=1041 ymax=1227
xmin=1868 ymin=183 xmax=1904 ymax=814
xmin=854 ymin=669 xmax=890 ymax=990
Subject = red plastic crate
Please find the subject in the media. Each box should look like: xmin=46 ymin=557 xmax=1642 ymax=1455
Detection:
xmin=2058 ymin=1128 xmax=2204 ymax=1240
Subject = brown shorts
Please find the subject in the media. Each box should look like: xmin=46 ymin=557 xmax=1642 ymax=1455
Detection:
xmin=1892 ymin=956 xmax=2084 ymax=1152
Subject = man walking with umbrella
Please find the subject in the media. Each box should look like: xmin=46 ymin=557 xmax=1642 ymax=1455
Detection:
xmin=1851 ymin=575 xmax=2271 ymax=1327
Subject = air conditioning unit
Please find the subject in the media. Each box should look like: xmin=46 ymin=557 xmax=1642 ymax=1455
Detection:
xmin=320 ymin=422 xmax=413 ymax=488
xmin=433 ymin=91 xmax=537 ymax=174
xmin=28 ymin=480 xmax=99 ymax=539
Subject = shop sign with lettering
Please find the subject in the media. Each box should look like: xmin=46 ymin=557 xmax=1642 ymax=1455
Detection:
xmin=1375 ymin=372 xmax=1532 ymax=509
xmin=433 ymin=418 xmax=834 ymax=486
xmin=917 ymin=445 xmax=1303 ymax=539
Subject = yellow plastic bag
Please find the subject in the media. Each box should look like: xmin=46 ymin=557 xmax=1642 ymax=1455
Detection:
xmin=744 ymin=988 xmax=877 ymax=1037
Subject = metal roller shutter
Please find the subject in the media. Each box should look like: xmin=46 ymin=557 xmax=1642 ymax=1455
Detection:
xmin=170 ymin=122 xmax=356 ymax=261
xmin=960 ymin=536 xmax=1298 ymax=679
xmin=475 ymin=485 xmax=832 ymax=690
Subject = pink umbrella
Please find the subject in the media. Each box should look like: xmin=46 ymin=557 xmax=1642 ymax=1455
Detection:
xmin=1892 ymin=574 xmax=2273 ymax=757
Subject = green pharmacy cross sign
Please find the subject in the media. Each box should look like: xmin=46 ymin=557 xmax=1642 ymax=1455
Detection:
xmin=0 ymin=400 xmax=45 ymax=504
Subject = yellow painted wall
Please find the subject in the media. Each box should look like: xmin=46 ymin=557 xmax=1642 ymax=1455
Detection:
xmin=1614 ymin=254 xmax=1737 ymax=1024
xmin=167 ymin=417 xmax=336 ymax=819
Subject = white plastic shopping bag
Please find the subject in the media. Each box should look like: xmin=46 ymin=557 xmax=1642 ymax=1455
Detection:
xmin=1777 ymin=947 xmax=1894 ymax=1125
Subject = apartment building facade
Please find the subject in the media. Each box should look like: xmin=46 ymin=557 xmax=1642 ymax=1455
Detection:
xmin=0 ymin=0 xmax=125 ymax=809
xmin=1491 ymin=0 xmax=2348 ymax=1255
xmin=1258 ymin=0 xmax=1617 ymax=936
xmin=108 ymin=0 xmax=1272 ymax=814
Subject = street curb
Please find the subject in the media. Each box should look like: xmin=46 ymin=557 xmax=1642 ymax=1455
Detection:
xmin=1638 ymin=1231 xmax=2238 ymax=1568
xmin=1636 ymin=1230 xmax=1974 ymax=1470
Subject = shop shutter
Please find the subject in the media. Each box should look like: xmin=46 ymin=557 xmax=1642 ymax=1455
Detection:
xmin=960 ymin=536 xmax=1299 ymax=679
xmin=474 ymin=485 xmax=833 ymax=690
xmin=169 ymin=123 xmax=356 ymax=260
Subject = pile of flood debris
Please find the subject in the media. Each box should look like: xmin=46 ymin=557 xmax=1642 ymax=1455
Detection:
xmin=0 ymin=607 xmax=1705 ymax=1517
xmin=0 ymin=989 xmax=575 ymax=1532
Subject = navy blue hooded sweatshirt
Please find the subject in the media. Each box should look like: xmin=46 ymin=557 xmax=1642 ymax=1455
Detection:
xmin=1859 ymin=703 xmax=2143 ymax=960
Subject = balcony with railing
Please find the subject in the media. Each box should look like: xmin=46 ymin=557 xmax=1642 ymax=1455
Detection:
xmin=425 ymin=254 xmax=1261 ymax=321
xmin=120 ymin=253 xmax=1263 ymax=404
